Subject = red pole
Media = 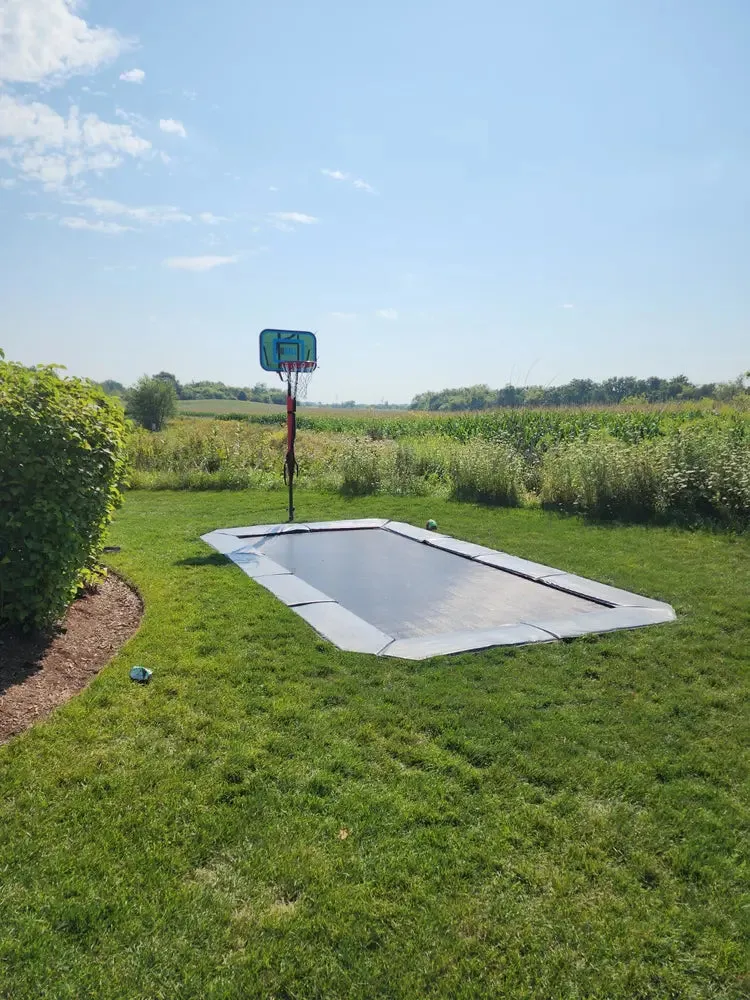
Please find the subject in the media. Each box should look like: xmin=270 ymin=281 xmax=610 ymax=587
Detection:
xmin=285 ymin=375 xmax=296 ymax=521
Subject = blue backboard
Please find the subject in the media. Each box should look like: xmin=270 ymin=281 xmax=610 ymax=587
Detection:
xmin=259 ymin=329 xmax=317 ymax=372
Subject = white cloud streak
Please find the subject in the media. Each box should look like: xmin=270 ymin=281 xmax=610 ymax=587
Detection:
xmin=329 ymin=311 xmax=357 ymax=320
xmin=322 ymin=168 xmax=376 ymax=194
xmin=68 ymin=196 xmax=191 ymax=224
xmin=164 ymin=255 xmax=238 ymax=271
xmin=269 ymin=211 xmax=318 ymax=229
xmin=115 ymin=107 xmax=148 ymax=128
xmin=119 ymin=68 xmax=145 ymax=84
xmin=376 ymin=308 xmax=398 ymax=320
xmin=199 ymin=212 xmax=228 ymax=225
xmin=159 ymin=118 xmax=187 ymax=138
xmin=60 ymin=216 xmax=134 ymax=234
xmin=0 ymin=0 xmax=128 ymax=85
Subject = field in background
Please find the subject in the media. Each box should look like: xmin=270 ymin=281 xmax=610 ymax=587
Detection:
xmin=127 ymin=403 xmax=750 ymax=528
xmin=178 ymin=399 xmax=414 ymax=418
xmin=178 ymin=399 xmax=284 ymax=416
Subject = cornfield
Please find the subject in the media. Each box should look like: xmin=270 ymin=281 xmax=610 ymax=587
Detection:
xmin=126 ymin=404 xmax=750 ymax=527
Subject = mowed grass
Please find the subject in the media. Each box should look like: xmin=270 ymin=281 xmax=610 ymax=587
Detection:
xmin=1 ymin=491 xmax=748 ymax=999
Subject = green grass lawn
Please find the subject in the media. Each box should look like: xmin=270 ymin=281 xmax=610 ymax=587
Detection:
xmin=1 ymin=491 xmax=748 ymax=999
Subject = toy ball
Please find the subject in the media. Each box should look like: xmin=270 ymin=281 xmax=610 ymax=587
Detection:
xmin=129 ymin=665 xmax=152 ymax=684
xmin=426 ymin=519 xmax=438 ymax=531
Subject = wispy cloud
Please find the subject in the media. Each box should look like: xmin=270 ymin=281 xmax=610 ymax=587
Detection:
xmin=163 ymin=255 xmax=238 ymax=271
xmin=268 ymin=185 xmax=278 ymax=192
xmin=68 ymin=196 xmax=191 ymax=224
xmin=0 ymin=0 xmax=128 ymax=86
xmin=115 ymin=107 xmax=148 ymax=128
xmin=329 ymin=311 xmax=357 ymax=320
xmin=322 ymin=168 xmax=377 ymax=194
xmin=199 ymin=212 xmax=228 ymax=225
xmin=119 ymin=68 xmax=145 ymax=84
xmin=561 ymin=303 xmax=575 ymax=309
xmin=0 ymin=178 xmax=16 ymax=189
xmin=272 ymin=212 xmax=318 ymax=224
xmin=269 ymin=211 xmax=318 ymax=230
xmin=159 ymin=118 xmax=187 ymax=138
xmin=0 ymin=93 xmax=151 ymax=189
xmin=60 ymin=216 xmax=134 ymax=234
xmin=376 ymin=308 xmax=398 ymax=320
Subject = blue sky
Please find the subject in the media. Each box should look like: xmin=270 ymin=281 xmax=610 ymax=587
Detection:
xmin=1 ymin=0 xmax=748 ymax=402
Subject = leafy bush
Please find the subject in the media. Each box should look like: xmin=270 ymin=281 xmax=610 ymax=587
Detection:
xmin=540 ymin=428 xmax=750 ymax=525
xmin=540 ymin=435 xmax=663 ymax=520
xmin=0 ymin=357 xmax=127 ymax=629
xmin=448 ymin=439 xmax=526 ymax=505
xmin=339 ymin=440 xmax=385 ymax=495
xmin=128 ymin=376 xmax=177 ymax=431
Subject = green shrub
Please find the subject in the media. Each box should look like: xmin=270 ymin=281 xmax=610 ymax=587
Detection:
xmin=0 ymin=357 xmax=127 ymax=629
xmin=540 ymin=428 xmax=750 ymax=525
xmin=339 ymin=439 xmax=385 ymax=495
xmin=448 ymin=439 xmax=525 ymax=505
xmin=127 ymin=376 xmax=177 ymax=431
xmin=540 ymin=435 xmax=663 ymax=520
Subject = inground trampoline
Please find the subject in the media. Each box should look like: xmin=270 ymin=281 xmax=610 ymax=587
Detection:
xmin=201 ymin=519 xmax=675 ymax=659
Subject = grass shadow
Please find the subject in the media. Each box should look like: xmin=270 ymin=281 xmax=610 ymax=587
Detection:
xmin=175 ymin=552 xmax=232 ymax=567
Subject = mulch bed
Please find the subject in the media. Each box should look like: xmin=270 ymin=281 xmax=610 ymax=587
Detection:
xmin=0 ymin=575 xmax=142 ymax=744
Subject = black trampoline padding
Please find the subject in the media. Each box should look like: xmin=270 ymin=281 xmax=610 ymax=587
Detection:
xmin=256 ymin=528 xmax=599 ymax=639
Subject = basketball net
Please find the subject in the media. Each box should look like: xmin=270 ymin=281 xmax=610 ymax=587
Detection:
xmin=279 ymin=360 xmax=317 ymax=401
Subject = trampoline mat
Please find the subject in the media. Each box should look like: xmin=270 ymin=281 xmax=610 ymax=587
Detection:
xmin=201 ymin=519 xmax=675 ymax=659
xmin=256 ymin=529 xmax=598 ymax=639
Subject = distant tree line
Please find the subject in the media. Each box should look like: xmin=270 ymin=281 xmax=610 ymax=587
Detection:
xmin=97 ymin=372 xmax=288 ymax=406
xmin=97 ymin=370 xmax=748 ymax=418
xmin=410 ymin=374 xmax=749 ymax=411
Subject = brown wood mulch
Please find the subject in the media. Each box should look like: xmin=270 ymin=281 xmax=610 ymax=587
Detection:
xmin=0 ymin=575 xmax=142 ymax=744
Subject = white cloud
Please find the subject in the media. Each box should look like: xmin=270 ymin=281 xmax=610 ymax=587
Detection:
xmin=0 ymin=93 xmax=150 ymax=189
xmin=159 ymin=118 xmax=187 ymax=138
xmin=329 ymin=311 xmax=356 ymax=320
xmin=182 ymin=89 xmax=197 ymax=100
xmin=60 ymin=216 xmax=134 ymax=234
xmin=199 ymin=211 xmax=228 ymax=225
xmin=119 ymin=68 xmax=145 ymax=84
xmin=270 ymin=211 xmax=318 ymax=227
xmin=561 ymin=303 xmax=575 ymax=309
xmin=163 ymin=255 xmax=238 ymax=271
xmin=376 ymin=308 xmax=398 ymax=320
xmin=268 ymin=185 xmax=278 ymax=191
xmin=0 ymin=0 xmax=128 ymax=85
xmin=68 ymin=196 xmax=191 ymax=224
xmin=322 ymin=168 xmax=348 ymax=181
xmin=0 ymin=178 xmax=17 ymax=189
xmin=322 ymin=168 xmax=376 ymax=194
xmin=115 ymin=107 xmax=148 ymax=128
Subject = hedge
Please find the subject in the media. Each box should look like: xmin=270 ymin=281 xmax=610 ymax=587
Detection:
xmin=0 ymin=355 xmax=128 ymax=629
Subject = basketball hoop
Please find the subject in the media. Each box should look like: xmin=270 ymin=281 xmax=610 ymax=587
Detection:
xmin=259 ymin=329 xmax=318 ymax=522
xmin=279 ymin=359 xmax=317 ymax=401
